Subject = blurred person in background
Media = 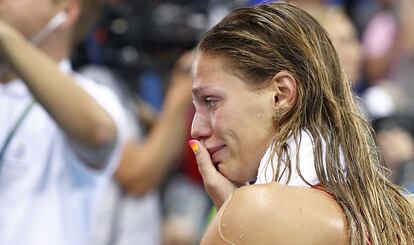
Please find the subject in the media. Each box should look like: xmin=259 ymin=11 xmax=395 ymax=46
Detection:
xmin=86 ymin=50 xmax=195 ymax=245
xmin=300 ymin=0 xmax=412 ymax=119
xmin=0 ymin=0 xmax=126 ymax=245
xmin=307 ymin=6 xmax=362 ymax=85
xmin=74 ymin=1 xmax=215 ymax=243
xmin=373 ymin=113 xmax=414 ymax=194
xmin=361 ymin=0 xmax=414 ymax=118
xmin=362 ymin=0 xmax=414 ymax=85
xmin=301 ymin=4 xmax=372 ymax=118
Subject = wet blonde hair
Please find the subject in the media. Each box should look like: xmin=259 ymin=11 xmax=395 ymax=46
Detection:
xmin=197 ymin=2 xmax=414 ymax=244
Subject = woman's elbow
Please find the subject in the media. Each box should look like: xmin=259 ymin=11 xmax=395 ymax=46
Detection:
xmin=115 ymin=168 xmax=155 ymax=196
xmin=88 ymin=118 xmax=118 ymax=147
xmin=116 ymin=175 xmax=154 ymax=196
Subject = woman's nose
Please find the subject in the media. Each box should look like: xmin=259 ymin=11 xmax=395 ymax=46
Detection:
xmin=191 ymin=112 xmax=212 ymax=140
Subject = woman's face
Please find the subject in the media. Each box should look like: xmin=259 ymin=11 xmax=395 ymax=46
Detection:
xmin=191 ymin=52 xmax=276 ymax=184
xmin=0 ymin=0 xmax=62 ymax=40
xmin=326 ymin=14 xmax=362 ymax=83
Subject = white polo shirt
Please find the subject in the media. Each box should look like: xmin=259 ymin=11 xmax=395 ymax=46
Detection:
xmin=0 ymin=61 xmax=126 ymax=245
xmin=81 ymin=65 xmax=162 ymax=245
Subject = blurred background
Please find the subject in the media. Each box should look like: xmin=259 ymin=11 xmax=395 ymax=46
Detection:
xmin=68 ymin=0 xmax=414 ymax=244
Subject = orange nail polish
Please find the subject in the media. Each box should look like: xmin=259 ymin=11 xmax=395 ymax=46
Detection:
xmin=188 ymin=140 xmax=199 ymax=153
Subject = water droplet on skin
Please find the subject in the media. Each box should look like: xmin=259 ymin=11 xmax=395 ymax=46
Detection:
xmin=239 ymin=234 xmax=244 ymax=239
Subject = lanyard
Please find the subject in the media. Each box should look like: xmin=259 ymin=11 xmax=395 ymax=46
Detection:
xmin=0 ymin=100 xmax=36 ymax=166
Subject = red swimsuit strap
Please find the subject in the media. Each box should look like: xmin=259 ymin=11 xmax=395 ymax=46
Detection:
xmin=311 ymin=183 xmax=334 ymax=197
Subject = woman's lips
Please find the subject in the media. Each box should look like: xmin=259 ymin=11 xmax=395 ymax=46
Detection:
xmin=207 ymin=145 xmax=225 ymax=164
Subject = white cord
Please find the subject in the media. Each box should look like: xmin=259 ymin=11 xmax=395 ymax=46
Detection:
xmin=30 ymin=11 xmax=67 ymax=45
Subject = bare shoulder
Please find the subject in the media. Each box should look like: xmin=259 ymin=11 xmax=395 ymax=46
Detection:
xmin=201 ymin=183 xmax=348 ymax=245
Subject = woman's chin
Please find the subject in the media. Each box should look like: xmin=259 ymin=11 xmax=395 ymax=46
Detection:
xmin=219 ymin=168 xmax=250 ymax=186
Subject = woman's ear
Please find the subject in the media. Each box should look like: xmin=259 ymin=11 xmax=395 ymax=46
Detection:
xmin=59 ymin=0 xmax=80 ymax=29
xmin=271 ymin=71 xmax=297 ymax=111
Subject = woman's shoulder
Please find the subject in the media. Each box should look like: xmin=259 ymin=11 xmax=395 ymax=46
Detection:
xmin=201 ymin=183 xmax=348 ymax=245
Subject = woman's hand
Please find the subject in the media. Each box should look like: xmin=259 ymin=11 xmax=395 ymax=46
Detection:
xmin=165 ymin=50 xmax=195 ymax=110
xmin=189 ymin=140 xmax=237 ymax=209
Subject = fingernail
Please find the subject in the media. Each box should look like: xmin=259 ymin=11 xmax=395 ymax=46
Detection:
xmin=188 ymin=140 xmax=199 ymax=153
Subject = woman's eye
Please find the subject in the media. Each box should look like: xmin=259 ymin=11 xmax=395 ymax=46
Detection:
xmin=204 ymin=97 xmax=217 ymax=109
